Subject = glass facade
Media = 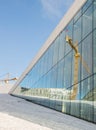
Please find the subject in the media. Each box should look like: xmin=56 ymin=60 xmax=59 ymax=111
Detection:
xmin=11 ymin=0 xmax=96 ymax=123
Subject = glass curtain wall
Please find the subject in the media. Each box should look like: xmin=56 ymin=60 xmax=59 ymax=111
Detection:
xmin=12 ymin=0 xmax=96 ymax=123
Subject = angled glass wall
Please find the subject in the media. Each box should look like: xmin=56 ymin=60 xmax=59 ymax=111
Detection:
xmin=11 ymin=0 xmax=96 ymax=123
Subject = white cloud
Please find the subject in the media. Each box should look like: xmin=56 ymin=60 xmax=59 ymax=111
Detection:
xmin=40 ymin=0 xmax=74 ymax=20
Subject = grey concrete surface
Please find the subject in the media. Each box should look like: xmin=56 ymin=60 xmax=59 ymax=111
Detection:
xmin=0 ymin=84 xmax=96 ymax=130
xmin=0 ymin=112 xmax=51 ymax=130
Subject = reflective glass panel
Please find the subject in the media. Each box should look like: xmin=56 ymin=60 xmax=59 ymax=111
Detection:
xmin=94 ymin=74 xmax=96 ymax=123
xmin=74 ymin=10 xmax=81 ymax=23
xmin=80 ymin=76 xmax=94 ymax=122
xmin=65 ymin=20 xmax=73 ymax=54
xmin=93 ymin=30 xmax=96 ymax=73
xmin=81 ymin=34 xmax=92 ymax=80
xmin=52 ymin=38 xmax=59 ymax=66
xmin=82 ymin=0 xmax=93 ymax=13
xmin=64 ymin=52 xmax=72 ymax=89
xmin=82 ymin=5 xmax=92 ymax=39
xmin=70 ymin=83 xmax=81 ymax=118
xmin=94 ymin=0 xmax=96 ymax=29
xmin=58 ymin=31 xmax=65 ymax=61
xmin=73 ymin=17 xmax=81 ymax=43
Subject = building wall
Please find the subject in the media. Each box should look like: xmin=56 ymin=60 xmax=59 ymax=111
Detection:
xmin=10 ymin=0 xmax=96 ymax=123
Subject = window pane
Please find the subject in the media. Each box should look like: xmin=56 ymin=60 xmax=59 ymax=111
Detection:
xmin=70 ymin=83 xmax=81 ymax=118
xmin=58 ymin=31 xmax=65 ymax=61
xmin=81 ymin=34 xmax=92 ymax=80
xmin=93 ymin=30 xmax=96 ymax=73
xmin=82 ymin=0 xmax=93 ymax=13
xmin=65 ymin=20 xmax=73 ymax=55
xmin=57 ymin=59 xmax=64 ymax=89
xmin=62 ymin=87 xmax=71 ymax=114
xmin=82 ymin=5 xmax=92 ymax=39
xmin=49 ymin=65 xmax=58 ymax=109
xmin=52 ymin=38 xmax=59 ymax=66
xmin=40 ymin=55 xmax=45 ymax=76
xmin=80 ymin=76 xmax=94 ymax=122
xmin=73 ymin=17 xmax=81 ymax=43
xmin=72 ymin=43 xmax=81 ymax=85
xmin=94 ymin=74 xmax=96 ymax=123
xmin=74 ymin=10 xmax=81 ymax=23
xmin=51 ymin=65 xmax=58 ymax=89
xmin=43 ymin=50 xmax=48 ymax=74
xmin=94 ymin=0 xmax=96 ymax=29
xmin=55 ymin=60 xmax=65 ymax=111
xmin=48 ymin=45 xmax=53 ymax=70
xmin=64 ymin=52 xmax=72 ymax=88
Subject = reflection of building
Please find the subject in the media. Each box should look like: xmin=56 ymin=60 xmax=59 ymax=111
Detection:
xmin=10 ymin=0 xmax=96 ymax=123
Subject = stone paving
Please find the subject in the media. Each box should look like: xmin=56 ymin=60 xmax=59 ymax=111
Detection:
xmin=0 ymin=85 xmax=96 ymax=130
xmin=0 ymin=112 xmax=51 ymax=130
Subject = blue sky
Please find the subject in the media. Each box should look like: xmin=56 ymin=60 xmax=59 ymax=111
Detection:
xmin=0 ymin=0 xmax=74 ymax=79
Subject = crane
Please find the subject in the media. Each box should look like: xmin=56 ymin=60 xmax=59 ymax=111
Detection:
xmin=0 ymin=77 xmax=18 ymax=83
xmin=0 ymin=73 xmax=18 ymax=84
xmin=65 ymin=35 xmax=90 ymax=100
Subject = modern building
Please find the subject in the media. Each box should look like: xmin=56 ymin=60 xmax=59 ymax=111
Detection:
xmin=10 ymin=0 xmax=96 ymax=123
